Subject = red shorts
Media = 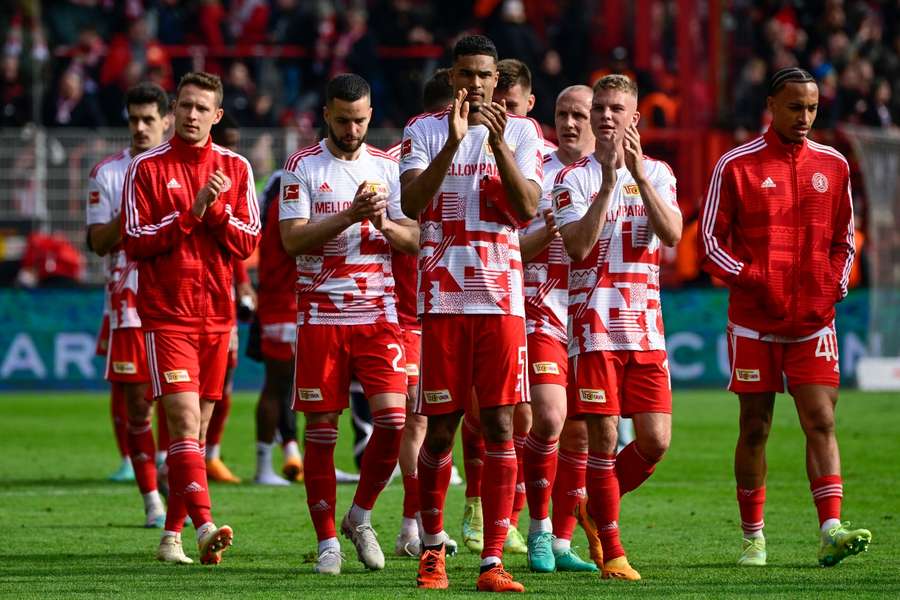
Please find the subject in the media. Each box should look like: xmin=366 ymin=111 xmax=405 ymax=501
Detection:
xmin=402 ymin=328 xmax=422 ymax=389
xmin=260 ymin=320 xmax=296 ymax=363
xmin=106 ymin=327 xmax=149 ymax=383
xmin=144 ymin=330 xmax=230 ymax=400
xmin=415 ymin=314 xmax=527 ymax=416
xmin=292 ymin=322 xmax=407 ymax=413
xmin=95 ymin=314 xmax=110 ymax=357
xmin=726 ymin=328 xmax=841 ymax=394
xmin=568 ymin=350 xmax=671 ymax=417
xmin=527 ymin=332 xmax=568 ymax=387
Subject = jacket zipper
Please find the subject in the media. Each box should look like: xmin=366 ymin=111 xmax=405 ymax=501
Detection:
xmin=790 ymin=151 xmax=799 ymax=326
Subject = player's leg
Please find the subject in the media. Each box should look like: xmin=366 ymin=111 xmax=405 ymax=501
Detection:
xmin=507 ymin=402 xmax=530 ymax=554
xmin=555 ymin=419 xmax=599 ymax=569
xmin=470 ymin=315 xmax=526 ymax=592
xmin=303 ymin=411 xmax=342 ymax=574
xmin=108 ymin=382 xmax=134 ymax=481
xmin=254 ymin=357 xmax=293 ymax=486
xmin=124 ymin=382 xmax=164 ymax=527
xmin=397 ymin=380 xmax=426 ymax=556
xmin=460 ymin=403 xmax=485 ymax=553
xmin=206 ymin=331 xmax=240 ymax=484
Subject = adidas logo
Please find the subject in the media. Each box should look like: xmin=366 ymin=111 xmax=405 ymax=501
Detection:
xmin=494 ymin=518 xmax=511 ymax=528
xmin=761 ymin=177 xmax=776 ymax=189
xmin=184 ymin=481 xmax=206 ymax=493
xmin=318 ymin=182 xmax=333 ymax=193
xmin=567 ymin=486 xmax=587 ymax=498
xmin=132 ymin=452 xmax=150 ymax=463
xmin=528 ymin=478 xmax=551 ymax=489
xmin=599 ymin=520 xmax=619 ymax=532
xmin=310 ymin=499 xmax=331 ymax=512
xmin=167 ymin=178 xmax=182 ymax=189
xmin=515 ymin=483 xmax=526 ymax=494
xmin=422 ymin=507 xmax=441 ymax=516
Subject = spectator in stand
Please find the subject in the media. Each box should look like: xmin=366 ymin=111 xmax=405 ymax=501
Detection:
xmin=227 ymin=0 xmax=270 ymax=47
xmin=99 ymin=14 xmax=172 ymax=100
xmin=1 ymin=55 xmax=31 ymax=127
xmin=43 ymin=67 xmax=104 ymax=128
xmin=223 ymin=61 xmax=256 ymax=126
xmin=268 ymin=0 xmax=320 ymax=110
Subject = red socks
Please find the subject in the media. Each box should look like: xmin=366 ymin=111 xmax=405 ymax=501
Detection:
xmin=811 ymin=475 xmax=843 ymax=526
xmin=303 ymin=423 xmax=339 ymax=541
xmin=523 ymin=432 xmax=558 ymax=521
xmin=206 ymin=391 xmax=231 ymax=448
xmin=510 ymin=434 xmax=526 ymax=526
xmin=482 ymin=440 xmax=518 ymax=560
xmin=126 ymin=420 xmax=158 ymax=494
xmin=737 ymin=487 xmax=766 ymax=536
xmin=418 ymin=447 xmax=453 ymax=536
xmin=402 ymin=473 xmax=420 ymax=519
xmin=552 ymin=449 xmax=587 ymax=541
xmin=111 ymin=383 xmax=129 ymax=458
xmin=353 ymin=408 xmax=405 ymax=510
xmin=461 ymin=414 xmax=484 ymax=498
xmin=587 ymin=452 xmax=624 ymax=562
xmin=166 ymin=438 xmax=212 ymax=528
xmin=615 ymin=441 xmax=658 ymax=496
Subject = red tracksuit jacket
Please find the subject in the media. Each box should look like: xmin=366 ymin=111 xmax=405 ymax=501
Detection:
xmin=699 ymin=128 xmax=855 ymax=338
xmin=121 ymin=133 xmax=260 ymax=333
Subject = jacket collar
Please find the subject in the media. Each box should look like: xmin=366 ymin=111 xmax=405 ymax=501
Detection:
xmin=764 ymin=127 xmax=808 ymax=160
xmin=170 ymin=132 xmax=213 ymax=164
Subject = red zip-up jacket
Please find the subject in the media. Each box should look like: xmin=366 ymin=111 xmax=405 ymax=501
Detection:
xmin=256 ymin=169 xmax=297 ymax=322
xmin=121 ymin=133 xmax=260 ymax=333
xmin=699 ymin=128 xmax=855 ymax=338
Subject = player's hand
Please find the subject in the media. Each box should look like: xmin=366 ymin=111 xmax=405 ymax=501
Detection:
xmin=346 ymin=181 xmax=386 ymax=224
xmin=448 ymin=88 xmax=470 ymax=146
xmin=193 ymin=169 xmax=228 ymax=217
xmin=597 ymin=137 xmax=618 ymax=188
xmin=542 ymin=208 xmax=559 ymax=237
xmin=482 ymin=100 xmax=508 ymax=149
xmin=623 ymin=124 xmax=645 ymax=180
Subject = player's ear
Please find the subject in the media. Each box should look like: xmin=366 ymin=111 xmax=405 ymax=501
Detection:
xmin=212 ymin=107 xmax=224 ymax=125
xmin=527 ymin=94 xmax=536 ymax=113
xmin=632 ymin=110 xmax=641 ymax=128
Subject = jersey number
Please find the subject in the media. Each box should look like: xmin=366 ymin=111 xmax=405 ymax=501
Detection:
xmin=814 ymin=334 xmax=839 ymax=362
xmin=387 ymin=343 xmax=406 ymax=373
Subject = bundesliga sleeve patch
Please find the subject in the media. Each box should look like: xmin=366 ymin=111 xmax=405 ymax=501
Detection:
xmin=89 ymin=191 xmax=100 ymax=205
xmin=400 ymin=138 xmax=412 ymax=159
xmin=554 ymin=190 xmax=572 ymax=211
xmin=283 ymin=184 xmax=300 ymax=202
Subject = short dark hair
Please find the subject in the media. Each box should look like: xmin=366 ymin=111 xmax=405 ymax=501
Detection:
xmin=326 ymin=73 xmax=371 ymax=104
xmin=497 ymin=59 xmax=531 ymax=93
xmin=452 ymin=34 xmax=498 ymax=63
xmin=125 ymin=82 xmax=169 ymax=116
xmin=423 ymin=68 xmax=453 ymax=112
xmin=768 ymin=67 xmax=816 ymax=96
xmin=177 ymin=71 xmax=224 ymax=107
xmin=211 ymin=111 xmax=239 ymax=144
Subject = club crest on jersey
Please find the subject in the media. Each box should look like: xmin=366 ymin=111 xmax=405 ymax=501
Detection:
xmin=812 ymin=172 xmax=828 ymax=193
xmin=579 ymin=389 xmax=606 ymax=403
xmin=89 ymin=191 xmax=100 ymax=205
xmin=163 ymin=369 xmax=191 ymax=383
xmin=532 ymin=361 xmax=560 ymax=375
xmin=401 ymin=138 xmax=412 ymax=158
xmin=424 ymin=389 xmax=452 ymax=404
xmin=623 ymin=184 xmax=640 ymax=196
xmin=112 ymin=361 xmax=137 ymax=375
xmin=219 ymin=174 xmax=232 ymax=193
xmin=735 ymin=368 xmax=761 ymax=382
xmin=283 ymin=184 xmax=300 ymax=202
xmin=297 ymin=388 xmax=323 ymax=401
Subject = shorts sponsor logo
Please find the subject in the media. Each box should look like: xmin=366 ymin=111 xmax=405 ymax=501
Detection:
xmin=735 ymin=368 xmax=761 ymax=382
xmin=812 ymin=172 xmax=829 ymax=193
xmin=424 ymin=389 xmax=452 ymax=404
xmin=623 ymin=184 xmax=640 ymax=196
xmin=112 ymin=361 xmax=137 ymax=375
xmin=405 ymin=363 xmax=419 ymax=377
xmin=89 ymin=191 xmax=100 ymax=205
xmin=532 ymin=361 xmax=559 ymax=375
xmin=579 ymin=388 xmax=606 ymax=403
xmin=282 ymin=184 xmax=300 ymax=202
xmin=297 ymin=388 xmax=323 ymax=401
xmin=163 ymin=369 xmax=191 ymax=383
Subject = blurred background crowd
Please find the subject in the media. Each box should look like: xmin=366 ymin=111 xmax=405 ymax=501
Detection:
xmin=0 ymin=0 xmax=898 ymax=288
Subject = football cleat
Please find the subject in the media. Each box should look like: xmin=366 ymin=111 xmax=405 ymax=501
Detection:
xmin=197 ymin=524 xmax=234 ymax=565
xmin=738 ymin=535 xmax=767 ymax=566
xmin=462 ymin=497 xmax=484 ymax=553
xmin=575 ymin=497 xmax=603 ymax=567
xmin=314 ymin=547 xmax=344 ymax=575
xmin=416 ymin=545 xmax=448 ymax=589
xmin=554 ymin=547 xmax=598 ymax=572
xmin=156 ymin=533 xmax=193 ymax=565
xmin=282 ymin=456 xmax=304 ymax=482
xmin=475 ymin=563 xmax=525 ymax=593
xmin=526 ymin=531 xmax=555 ymax=572
xmin=818 ymin=522 xmax=872 ymax=567
xmin=341 ymin=513 xmax=385 ymax=570
xmin=602 ymin=556 xmax=641 ymax=581
xmin=206 ymin=458 xmax=241 ymax=484
xmin=108 ymin=457 xmax=135 ymax=482
xmin=254 ymin=471 xmax=291 ymax=486
xmin=395 ymin=530 xmax=421 ymax=557
xmin=504 ymin=526 xmax=527 ymax=555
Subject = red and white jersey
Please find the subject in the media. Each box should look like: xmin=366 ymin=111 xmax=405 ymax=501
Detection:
xmin=385 ymin=141 xmax=419 ymax=330
xmin=86 ymin=148 xmax=141 ymax=330
xmin=553 ymin=154 xmax=680 ymax=355
xmin=399 ymin=109 xmax=544 ymax=316
xmin=280 ymin=140 xmax=403 ymax=326
xmin=522 ymin=151 xmax=568 ymax=343
xmin=542 ymin=138 xmax=558 ymax=157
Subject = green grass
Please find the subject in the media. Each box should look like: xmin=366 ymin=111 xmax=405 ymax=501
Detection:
xmin=0 ymin=390 xmax=897 ymax=598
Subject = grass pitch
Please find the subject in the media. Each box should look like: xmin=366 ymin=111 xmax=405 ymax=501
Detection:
xmin=0 ymin=390 xmax=897 ymax=598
